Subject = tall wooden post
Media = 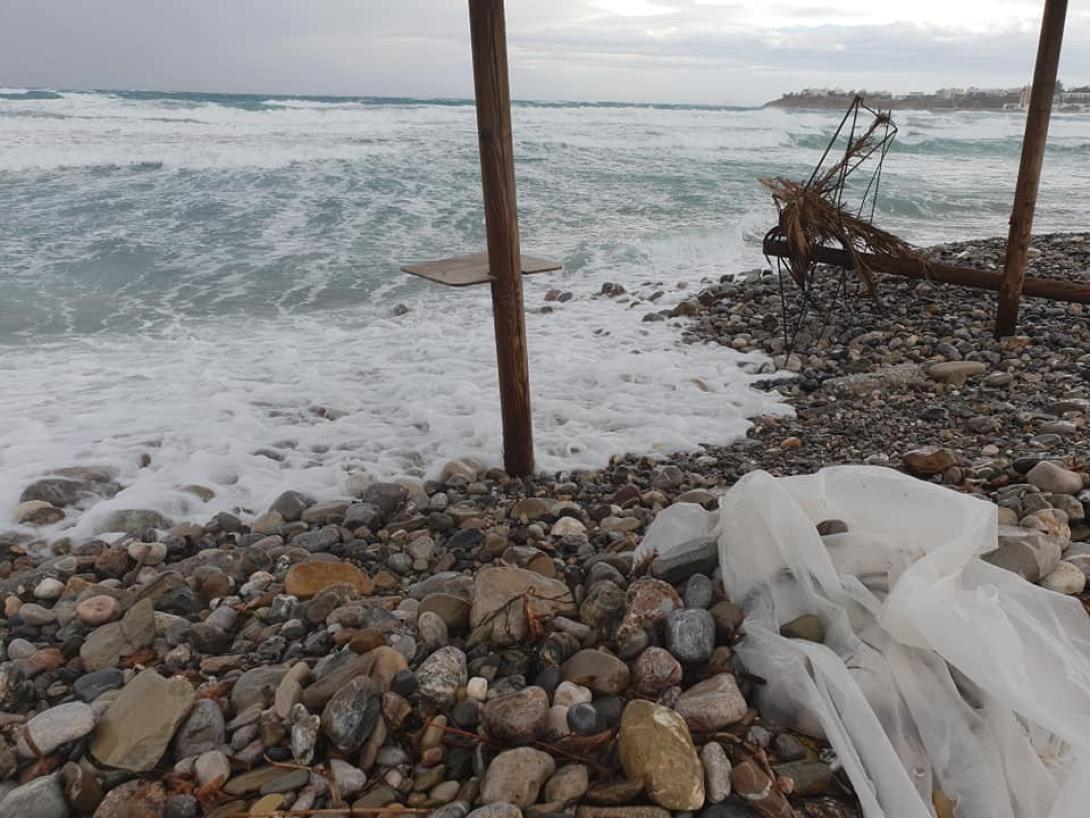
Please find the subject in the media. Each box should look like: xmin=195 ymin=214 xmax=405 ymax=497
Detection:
xmin=995 ymin=0 xmax=1068 ymax=336
xmin=468 ymin=0 xmax=534 ymax=475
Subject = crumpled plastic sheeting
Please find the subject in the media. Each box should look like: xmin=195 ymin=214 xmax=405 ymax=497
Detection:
xmin=638 ymin=466 xmax=1090 ymax=818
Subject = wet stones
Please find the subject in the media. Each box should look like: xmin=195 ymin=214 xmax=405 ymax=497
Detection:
xmin=12 ymin=501 xmax=65 ymax=526
xmin=269 ymin=490 xmax=311 ymax=522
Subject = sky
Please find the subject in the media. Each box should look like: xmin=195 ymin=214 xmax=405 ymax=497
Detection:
xmin=1 ymin=1 xmax=1088 ymax=106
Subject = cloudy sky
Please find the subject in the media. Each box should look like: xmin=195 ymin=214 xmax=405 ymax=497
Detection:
xmin=2 ymin=1 xmax=1087 ymax=105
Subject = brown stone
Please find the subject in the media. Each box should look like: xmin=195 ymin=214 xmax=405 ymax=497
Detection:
xmin=90 ymin=669 xmax=195 ymax=772
xmin=368 ymin=646 xmax=409 ymax=692
xmin=348 ymin=629 xmax=388 ymax=653
xmin=902 ymin=447 xmax=958 ymax=476
xmin=285 ymin=561 xmax=374 ymax=599
xmin=618 ymin=700 xmax=704 ymax=810
xmin=560 ymin=649 xmax=630 ymax=694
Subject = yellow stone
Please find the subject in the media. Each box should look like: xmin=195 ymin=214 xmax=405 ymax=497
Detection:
xmin=618 ymin=700 xmax=705 ymax=810
xmin=284 ymin=561 xmax=374 ymax=599
xmin=250 ymin=794 xmax=286 ymax=815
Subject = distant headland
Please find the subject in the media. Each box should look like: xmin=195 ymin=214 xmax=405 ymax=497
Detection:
xmin=765 ymin=82 xmax=1090 ymax=112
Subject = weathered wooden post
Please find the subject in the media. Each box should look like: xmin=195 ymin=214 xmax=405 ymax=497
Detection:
xmin=995 ymin=0 xmax=1068 ymax=337
xmin=468 ymin=0 xmax=534 ymax=475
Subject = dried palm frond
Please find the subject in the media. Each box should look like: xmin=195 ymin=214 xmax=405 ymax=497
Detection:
xmin=761 ymin=106 xmax=924 ymax=297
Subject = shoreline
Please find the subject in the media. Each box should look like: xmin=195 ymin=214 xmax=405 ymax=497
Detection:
xmin=7 ymin=232 xmax=1089 ymax=553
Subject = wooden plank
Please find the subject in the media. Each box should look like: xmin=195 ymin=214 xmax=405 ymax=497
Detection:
xmin=996 ymin=0 xmax=1068 ymax=336
xmin=469 ymin=0 xmax=535 ymax=476
xmin=763 ymin=238 xmax=1090 ymax=304
xmin=401 ymin=252 xmax=562 ymax=287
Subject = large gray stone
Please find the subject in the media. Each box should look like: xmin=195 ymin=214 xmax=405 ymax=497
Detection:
xmin=230 ymin=665 xmax=288 ymax=713
xmin=1027 ymin=461 xmax=1084 ymax=495
xmin=982 ymin=526 xmax=1063 ymax=582
xmin=18 ymin=701 xmax=95 ymax=757
xmin=321 ymin=677 xmax=381 ymax=753
xmin=172 ymin=698 xmax=226 ymax=759
xmin=664 ymin=609 xmax=715 ymax=663
xmin=650 ymin=537 xmax=718 ymax=584
xmin=0 ymin=773 xmax=69 ymax=818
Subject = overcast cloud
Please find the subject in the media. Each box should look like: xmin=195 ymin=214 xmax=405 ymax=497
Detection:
xmin=1 ymin=0 xmax=1087 ymax=105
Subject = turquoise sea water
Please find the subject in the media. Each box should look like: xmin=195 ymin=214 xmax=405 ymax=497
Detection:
xmin=0 ymin=88 xmax=1086 ymax=535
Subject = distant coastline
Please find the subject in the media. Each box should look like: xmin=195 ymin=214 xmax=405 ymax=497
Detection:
xmin=765 ymin=83 xmax=1090 ymax=113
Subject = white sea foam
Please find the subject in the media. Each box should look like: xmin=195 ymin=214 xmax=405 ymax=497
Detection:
xmin=0 ymin=230 xmax=788 ymax=540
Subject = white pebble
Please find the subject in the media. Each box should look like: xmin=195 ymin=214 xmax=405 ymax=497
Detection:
xmin=1041 ymin=561 xmax=1086 ymax=595
xmin=465 ymin=676 xmax=488 ymax=701
xmin=553 ymin=681 xmax=592 ymax=708
xmin=33 ymin=577 xmax=65 ymax=600
xmin=128 ymin=541 xmax=167 ymax=565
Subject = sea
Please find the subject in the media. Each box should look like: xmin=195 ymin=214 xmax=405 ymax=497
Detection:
xmin=1 ymin=88 xmax=1087 ymax=537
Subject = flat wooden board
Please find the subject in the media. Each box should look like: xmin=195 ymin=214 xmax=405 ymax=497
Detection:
xmin=402 ymin=252 xmax=562 ymax=287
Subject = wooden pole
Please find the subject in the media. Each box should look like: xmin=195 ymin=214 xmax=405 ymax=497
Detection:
xmin=995 ymin=0 xmax=1068 ymax=336
xmin=468 ymin=0 xmax=534 ymax=476
xmin=763 ymin=238 xmax=1090 ymax=304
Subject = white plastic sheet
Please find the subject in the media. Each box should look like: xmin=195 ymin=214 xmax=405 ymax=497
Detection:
xmin=639 ymin=466 xmax=1090 ymax=818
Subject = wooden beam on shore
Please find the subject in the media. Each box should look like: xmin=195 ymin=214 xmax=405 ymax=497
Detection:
xmin=995 ymin=0 xmax=1069 ymax=336
xmin=762 ymin=238 xmax=1090 ymax=304
xmin=468 ymin=0 xmax=535 ymax=476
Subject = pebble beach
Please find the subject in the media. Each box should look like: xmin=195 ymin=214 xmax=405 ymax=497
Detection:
xmin=2 ymin=232 xmax=1089 ymax=818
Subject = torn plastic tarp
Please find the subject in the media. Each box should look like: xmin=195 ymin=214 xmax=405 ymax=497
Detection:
xmin=637 ymin=466 xmax=1090 ymax=818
